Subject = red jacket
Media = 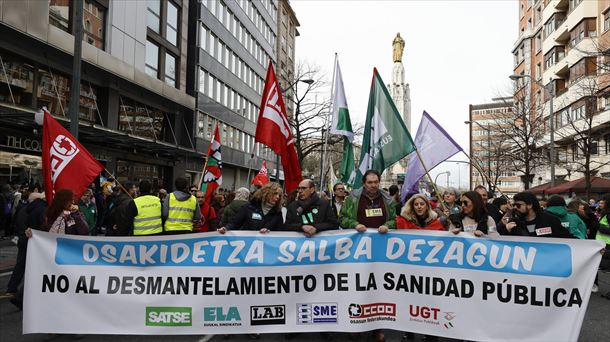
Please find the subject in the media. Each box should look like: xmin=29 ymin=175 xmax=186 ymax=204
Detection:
xmin=396 ymin=216 xmax=445 ymax=231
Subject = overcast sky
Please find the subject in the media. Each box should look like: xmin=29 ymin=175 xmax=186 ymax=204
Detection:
xmin=291 ymin=0 xmax=518 ymax=189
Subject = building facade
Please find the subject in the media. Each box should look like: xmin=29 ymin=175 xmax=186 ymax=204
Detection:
xmin=468 ymin=99 xmax=523 ymax=196
xmin=512 ymin=0 xmax=610 ymax=188
xmin=0 ymin=0 xmax=199 ymax=190
xmin=190 ymin=0 xmax=296 ymax=188
xmin=1 ymin=0 xmax=297 ymax=191
xmin=275 ymin=0 xmax=299 ymax=117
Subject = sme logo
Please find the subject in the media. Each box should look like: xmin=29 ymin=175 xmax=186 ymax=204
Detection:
xmin=146 ymin=306 xmax=192 ymax=327
xmin=348 ymin=303 xmax=396 ymax=318
xmin=297 ymin=303 xmax=338 ymax=324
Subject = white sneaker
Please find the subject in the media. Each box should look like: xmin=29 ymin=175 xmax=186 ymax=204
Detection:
xmin=592 ymin=284 xmax=599 ymax=293
xmin=10 ymin=236 xmax=18 ymax=245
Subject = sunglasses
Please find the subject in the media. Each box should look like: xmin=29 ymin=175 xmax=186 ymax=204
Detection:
xmin=514 ymin=202 xmax=526 ymax=208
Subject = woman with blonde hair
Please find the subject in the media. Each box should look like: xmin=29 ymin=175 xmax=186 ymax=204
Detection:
xmin=218 ymin=182 xmax=284 ymax=234
xmin=397 ymin=194 xmax=445 ymax=230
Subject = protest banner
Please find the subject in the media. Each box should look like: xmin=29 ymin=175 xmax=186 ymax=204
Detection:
xmin=24 ymin=230 xmax=602 ymax=341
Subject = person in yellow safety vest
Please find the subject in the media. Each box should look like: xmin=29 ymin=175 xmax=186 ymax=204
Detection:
xmin=162 ymin=177 xmax=201 ymax=234
xmin=129 ymin=180 xmax=163 ymax=236
xmin=596 ymin=194 xmax=610 ymax=289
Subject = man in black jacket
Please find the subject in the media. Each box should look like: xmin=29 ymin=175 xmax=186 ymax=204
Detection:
xmin=285 ymin=179 xmax=337 ymax=237
xmin=498 ymin=191 xmax=573 ymax=238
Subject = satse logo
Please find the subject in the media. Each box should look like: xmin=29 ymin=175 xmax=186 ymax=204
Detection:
xmin=297 ymin=303 xmax=338 ymax=324
xmin=250 ymin=305 xmax=285 ymax=325
xmin=146 ymin=306 xmax=192 ymax=326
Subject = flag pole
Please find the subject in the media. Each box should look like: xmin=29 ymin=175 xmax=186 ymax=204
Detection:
xmin=246 ymin=143 xmax=258 ymax=188
xmin=320 ymin=53 xmax=338 ymax=187
xmin=102 ymin=167 xmax=133 ymax=199
xmin=413 ymin=148 xmax=446 ymax=212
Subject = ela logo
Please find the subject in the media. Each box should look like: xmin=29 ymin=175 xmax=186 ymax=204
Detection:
xmin=297 ymin=303 xmax=338 ymax=324
xmin=250 ymin=305 xmax=286 ymax=325
xmin=204 ymin=307 xmax=241 ymax=322
xmin=146 ymin=307 xmax=192 ymax=327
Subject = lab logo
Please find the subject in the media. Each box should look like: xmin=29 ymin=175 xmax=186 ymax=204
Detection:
xmin=203 ymin=306 xmax=242 ymax=327
xmin=250 ymin=305 xmax=285 ymax=325
xmin=297 ymin=303 xmax=338 ymax=324
xmin=146 ymin=306 xmax=192 ymax=327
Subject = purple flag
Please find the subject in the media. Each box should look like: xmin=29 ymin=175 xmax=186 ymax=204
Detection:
xmin=400 ymin=111 xmax=463 ymax=203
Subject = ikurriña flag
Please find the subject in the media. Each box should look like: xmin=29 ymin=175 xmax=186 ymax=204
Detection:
xmin=42 ymin=108 xmax=103 ymax=203
xmin=200 ymin=122 xmax=222 ymax=215
xmin=255 ymin=61 xmax=302 ymax=192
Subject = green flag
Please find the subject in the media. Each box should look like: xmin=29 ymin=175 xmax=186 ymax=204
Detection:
xmin=353 ymin=68 xmax=416 ymax=188
xmin=330 ymin=58 xmax=356 ymax=185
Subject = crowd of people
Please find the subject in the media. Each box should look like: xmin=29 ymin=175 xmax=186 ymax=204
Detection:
xmin=0 ymin=170 xmax=608 ymax=342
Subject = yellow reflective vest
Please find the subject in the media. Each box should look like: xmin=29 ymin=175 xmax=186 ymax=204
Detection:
xmin=596 ymin=215 xmax=610 ymax=244
xmin=133 ymin=195 xmax=163 ymax=235
xmin=165 ymin=193 xmax=197 ymax=232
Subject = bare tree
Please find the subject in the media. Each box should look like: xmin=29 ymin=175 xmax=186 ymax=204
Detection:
xmin=283 ymin=62 xmax=347 ymax=181
xmin=490 ymin=88 xmax=546 ymax=190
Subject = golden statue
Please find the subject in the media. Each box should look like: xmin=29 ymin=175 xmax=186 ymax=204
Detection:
xmin=392 ymin=33 xmax=405 ymax=62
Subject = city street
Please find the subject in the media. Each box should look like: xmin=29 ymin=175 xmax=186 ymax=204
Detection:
xmin=1 ymin=240 xmax=609 ymax=342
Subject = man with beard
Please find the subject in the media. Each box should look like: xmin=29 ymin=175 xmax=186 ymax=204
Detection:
xmin=285 ymin=179 xmax=337 ymax=236
xmin=339 ymin=170 xmax=397 ymax=234
xmin=497 ymin=191 xmax=573 ymax=238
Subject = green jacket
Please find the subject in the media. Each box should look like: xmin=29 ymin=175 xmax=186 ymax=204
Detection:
xmin=545 ymin=206 xmax=586 ymax=239
xmin=219 ymin=199 xmax=248 ymax=227
xmin=338 ymin=187 xmax=397 ymax=229
xmin=79 ymin=201 xmax=97 ymax=234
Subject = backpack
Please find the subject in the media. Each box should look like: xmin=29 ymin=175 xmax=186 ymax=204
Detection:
xmin=3 ymin=193 xmax=13 ymax=216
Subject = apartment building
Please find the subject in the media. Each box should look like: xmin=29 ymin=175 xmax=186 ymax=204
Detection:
xmin=468 ymin=99 xmax=523 ymax=196
xmin=276 ymin=0 xmax=299 ymax=117
xmin=0 ymin=0 xmax=199 ymax=189
xmin=512 ymin=0 xmax=610 ymax=188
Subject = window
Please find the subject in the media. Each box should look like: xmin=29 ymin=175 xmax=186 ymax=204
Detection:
xmin=146 ymin=0 xmax=181 ymax=87
xmin=535 ymin=33 xmax=542 ymax=53
xmin=145 ymin=40 xmax=159 ymax=78
xmin=605 ymin=11 xmax=610 ymax=32
xmin=147 ymin=0 xmax=161 ymax=33
xmin=570 ymin=18 xmax=596 ymax=47
xmin=164 ymin=53 xmax=176 ymax=87
xmin=166 ymin=1 xmax=178 ymax=46
xmin=569 ymin=57 xmax=596 ymax=83
xmin=605 ymin=135 xmax=610 ymax=154
xmin=49 ymin=0 xmax=107 ymax=50
xmin=591 ymin=138 xmax=598 ymax=155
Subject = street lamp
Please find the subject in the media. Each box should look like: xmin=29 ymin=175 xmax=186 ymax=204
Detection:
xmin=509 ymin=74 xmax=555 ymax=186
xmin=434 ymin=171 xmax=451 ymax=188
xmin=464 ymin=120 xmax=492 ymax=191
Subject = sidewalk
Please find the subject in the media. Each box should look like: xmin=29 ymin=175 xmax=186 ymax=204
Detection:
xmin=0 ymin=238 xmax=18 ymax=274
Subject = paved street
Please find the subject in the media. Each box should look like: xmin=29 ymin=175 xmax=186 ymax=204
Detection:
xmin=1 ymin=239 xmax=609 ymax=342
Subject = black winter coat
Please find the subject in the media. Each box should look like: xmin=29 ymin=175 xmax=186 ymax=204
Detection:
xmin=285 ymin=194 xmax=337 ymax=232
xmin=225 ymin=200 xmax=284 ymax=231
xmin=497 ymin=211 xmax=574 ymax=238
xmin=26 ymin=199 xmax=47 ymax=231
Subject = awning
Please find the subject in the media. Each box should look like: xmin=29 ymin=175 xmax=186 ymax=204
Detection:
xmin=0 ymin=104 xmax=203 ymax=159
xmin=527 ymin=180 xmax=567 ymax=195
xmin=544 ymin=176 xmax=610 ymax=195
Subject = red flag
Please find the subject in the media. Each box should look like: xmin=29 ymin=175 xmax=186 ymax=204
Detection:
xmin=199 ymin=123 xmax=222 ymax=216
xmin=42 ymin=108 xmax=103 ymax=203
xmin=251 ymin=160 xmax=270 ymax=186
xmin=255 ymin=61 xmax=302 ymax=192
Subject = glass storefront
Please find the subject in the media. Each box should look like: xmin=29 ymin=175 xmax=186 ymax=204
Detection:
xmin=0 ymin=151 xmax=42 ymax=186
xmin=116 ymin=159 xmax=166 ymax=191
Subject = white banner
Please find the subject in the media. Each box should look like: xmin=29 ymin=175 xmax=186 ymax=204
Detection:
xmin=24 ymin=230 xmax=603 ymax=341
